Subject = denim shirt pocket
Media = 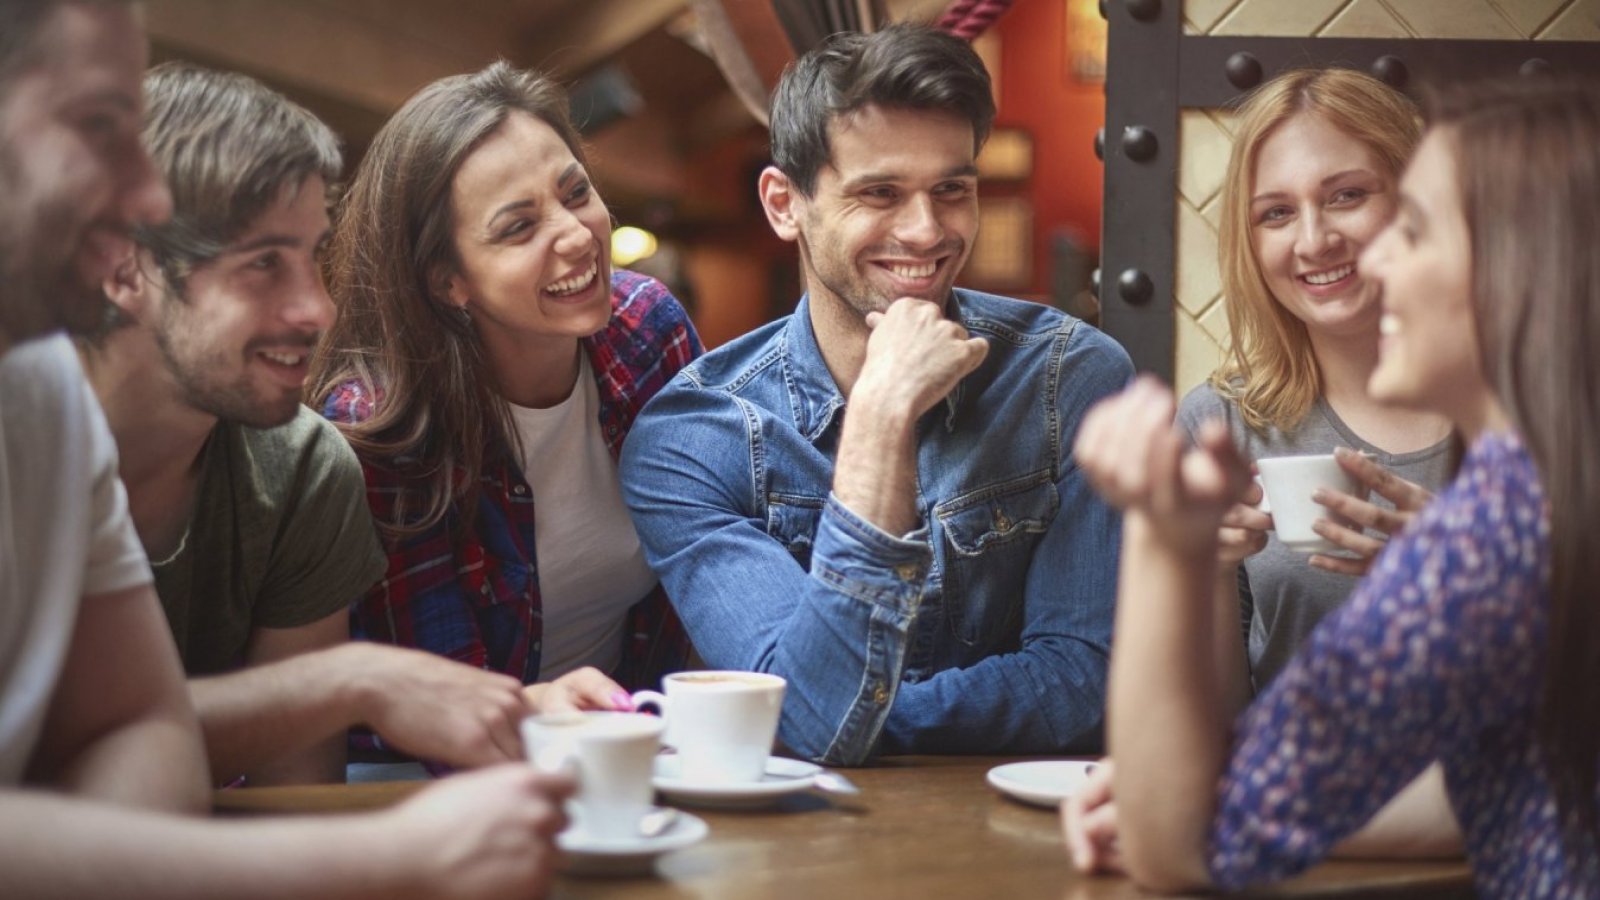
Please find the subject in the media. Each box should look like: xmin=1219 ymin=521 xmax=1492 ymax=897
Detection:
xmin=934 ymin=470 xmax=1060 ymax=645
xmin=766 ymin=492 xmax=827 ymax=570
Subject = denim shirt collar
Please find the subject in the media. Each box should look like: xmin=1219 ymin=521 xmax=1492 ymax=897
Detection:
xmin=782 ymin=293 xmax=968 ymax=442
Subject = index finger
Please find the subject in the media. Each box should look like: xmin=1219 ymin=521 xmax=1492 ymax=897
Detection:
xmin=1334 ymin=447 xmax=1432 ymax=510
xmin=1314 ymin=487 xmax=1410 ymax=535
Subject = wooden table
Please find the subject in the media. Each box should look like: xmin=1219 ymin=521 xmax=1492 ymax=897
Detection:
xmin=215 ymin=756 xmax=1474 ymax=899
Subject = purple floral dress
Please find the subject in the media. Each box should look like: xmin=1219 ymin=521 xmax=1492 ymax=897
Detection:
xmin=1207 ymin=431 xmax=1598 ymax=897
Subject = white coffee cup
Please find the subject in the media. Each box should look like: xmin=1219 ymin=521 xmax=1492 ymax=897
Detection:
xmin=630 ymin=671 xmax=786 ymax=785
xmin=520 ymin=711 xmax=664 ymax=841
xmin=1255 ymin=453 xmax=1365 ymax=554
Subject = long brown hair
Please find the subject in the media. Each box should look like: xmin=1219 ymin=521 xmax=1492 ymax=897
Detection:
xmin=1213 ymin=69 xmax=1419 ymax=432
xmin=307 ymin=61 xmax=586 ymax=538
xmin=1432 ymin=78 xmax=1600 ymax=835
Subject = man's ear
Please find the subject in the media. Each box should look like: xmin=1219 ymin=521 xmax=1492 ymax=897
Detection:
xmin=102 ymin=248 xmax=153 ymax=319
xmin=758 ymin=166 xmax=804 ymax=243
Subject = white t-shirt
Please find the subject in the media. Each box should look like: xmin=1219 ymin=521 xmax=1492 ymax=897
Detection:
xmin=0 ymin=336 xmax=152 ymax=784
xmin=508 ymin=356 xmax=656 ymax=680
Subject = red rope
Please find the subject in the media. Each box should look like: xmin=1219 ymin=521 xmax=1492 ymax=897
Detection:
xmin=935 ymin=0 xmax=1014 ymax=40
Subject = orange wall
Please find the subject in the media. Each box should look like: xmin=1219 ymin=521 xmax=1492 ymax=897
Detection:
xmin=995 ymin=0 xmax=1106 ymax=293
xmin=684 ymin=242 xmax=778 ymax=349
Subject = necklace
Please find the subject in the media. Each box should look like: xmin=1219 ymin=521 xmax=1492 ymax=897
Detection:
xmin=150 ymin=521 xmax=191 ymax=567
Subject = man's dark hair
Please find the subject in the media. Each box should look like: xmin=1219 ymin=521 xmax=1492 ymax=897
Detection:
xmin=1 ymin=1 xmax=122 ymax=94
xmin=136 ymin=62 xmax=342 ymax=292
xmin=768 ymin=23 xmax=995 ymax=196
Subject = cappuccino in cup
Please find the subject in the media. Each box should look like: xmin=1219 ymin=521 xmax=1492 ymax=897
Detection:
xmin=631 ymin=671 xmax=786 ymax=784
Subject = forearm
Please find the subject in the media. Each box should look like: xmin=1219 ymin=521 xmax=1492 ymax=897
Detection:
xmin=678 ymin=499 xmax=930 ymax=766
xmin=48 ymin=707 xmax=210 ymax=814
xmin=1332 ymin=763 xmax=1464 ymax=859
xmin=191 ymin=645 xmax=362 ymax=785
xmin=1109 ymin=514 xmax=1227 ymax=892
xmin=31 ymin=586 xmax=210 ymax=814
xmin=833 ymin=386 xmax=920 ymax=536
xmin=0 ymin=790 xmax=404 ymax=900
xmin=881 ymin=638 xmax=1106 ymax=754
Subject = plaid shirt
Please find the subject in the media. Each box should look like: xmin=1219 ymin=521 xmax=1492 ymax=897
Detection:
xmin=322 ymin=271 xmax=701 ymax=700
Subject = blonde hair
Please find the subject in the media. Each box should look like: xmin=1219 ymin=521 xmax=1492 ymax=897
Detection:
xmin=1212 ymin=69 xmax=1419 ymax=432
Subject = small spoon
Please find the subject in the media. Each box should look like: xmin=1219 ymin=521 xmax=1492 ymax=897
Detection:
xmin=639 ymin=807 xmax=679 ymax=838
xmin=812 ymin=770 xmax=861 ymax=796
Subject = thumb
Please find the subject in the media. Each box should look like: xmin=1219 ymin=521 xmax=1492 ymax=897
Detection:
xmin=865 ymin=311 xmax=884 ymax=329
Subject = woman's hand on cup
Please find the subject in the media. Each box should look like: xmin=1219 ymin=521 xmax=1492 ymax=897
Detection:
xmin=523 ymin=667 xmax=631 ymax=713
xmin=1075 ymin=378 xmax=1253 ymax=556
xmin=1308 ymin=447 xmax=1435 ymax=576
xmin=1062 ymin=758 xmax=1124 ymax=875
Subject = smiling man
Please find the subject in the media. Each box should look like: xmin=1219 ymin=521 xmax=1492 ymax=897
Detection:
xmin=621 ymin=24 xmax=1133 ymax=765
xmin=79 ymin=63 xmax=557 ymax=786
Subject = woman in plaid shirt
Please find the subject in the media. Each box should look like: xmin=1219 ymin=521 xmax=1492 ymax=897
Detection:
xmin=309 ymin=63 xmax=701 ymax=762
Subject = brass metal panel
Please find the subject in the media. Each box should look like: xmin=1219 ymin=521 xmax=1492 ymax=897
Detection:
xmin=1212 ymin=0 xmax=1352 ymax=36
xmin=1321 ymin=0 xmax=1415 ymax=38
xmin=1186 ymin=0 xmax=1244 ymax=35
xmin=1538 ymin=0 xmax=1600 ymax=39
xmin=1384 ymin=0 xmax=1521 ymax=39
xmin=1176 ymin=304 xmax=1226 ymax=396
xmin=1175 ymin=199 xmax=1222 ymax=317
xmin=1493 ymin=0 xmax=1573 ymax=36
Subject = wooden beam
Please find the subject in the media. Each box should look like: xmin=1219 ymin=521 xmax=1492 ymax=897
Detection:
xmin=524 ymin=0 xmax=689 ymax=77
xmin=143 ymin=0 xmax=492 ymax=114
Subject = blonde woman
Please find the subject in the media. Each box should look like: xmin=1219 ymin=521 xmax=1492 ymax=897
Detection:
xmin=1177 ymin=69 xmax=1452 ymax=700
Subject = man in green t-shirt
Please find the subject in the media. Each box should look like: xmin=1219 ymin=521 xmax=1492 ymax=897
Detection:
xmin=81 ymin=63 xmax=619 ymax=785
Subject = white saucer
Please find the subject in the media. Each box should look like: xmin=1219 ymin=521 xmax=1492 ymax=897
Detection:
xmin=986 ymin=760 xmax=1099 ymax=808
xmin=557 ymin=809 xmax=708 ymax=877
xmin=653 ymin=756 xmax=820 ymax=809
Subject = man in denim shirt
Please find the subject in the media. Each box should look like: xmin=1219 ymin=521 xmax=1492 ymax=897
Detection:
xmin=621 ymin=24 xmax=1131 ymax=765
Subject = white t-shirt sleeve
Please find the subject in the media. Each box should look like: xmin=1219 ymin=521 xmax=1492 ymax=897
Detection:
xmin=77 ymin=352 xmax=151 ymax=598
xmin=83 ymin=446 xmax=152 ymax=596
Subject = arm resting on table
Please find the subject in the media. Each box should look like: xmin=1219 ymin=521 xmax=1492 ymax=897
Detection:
xmin=27 ymin=583 xmax=209 ymax=813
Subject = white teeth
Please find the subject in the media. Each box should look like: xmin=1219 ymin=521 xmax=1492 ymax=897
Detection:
xmin=1303 ymin=263 xmax=1355 ymax=286
xmin=261 ymin=351 xmax=305 ymax=366
xmin=546 ymin=261 xmax=598 ymax=296
xmin=887 ymin=261 xmax=937 ymax=279
xmin=1379 ymin=314 xmax=1401 ymax=336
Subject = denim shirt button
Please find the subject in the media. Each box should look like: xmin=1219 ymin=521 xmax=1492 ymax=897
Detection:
xmin=893 ymin=563 xmax=923 ymax=582
xmin=873 ymin=684 xmax=889 ymax=705
xmin=992 ymin=507 xmax=1012 ymax=532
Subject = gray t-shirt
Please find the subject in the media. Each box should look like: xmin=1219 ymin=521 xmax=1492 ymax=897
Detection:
xmin=1176 ymin=383 xmax=1453 ymax=693
xmin=154 ymin=406 xmax=387 ymax=676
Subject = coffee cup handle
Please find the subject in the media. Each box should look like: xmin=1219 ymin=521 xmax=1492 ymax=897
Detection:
xmin=629 ymin=690 xmax=668 ymax=717
xmin=529 ymin=743 xmax=579 ymax=779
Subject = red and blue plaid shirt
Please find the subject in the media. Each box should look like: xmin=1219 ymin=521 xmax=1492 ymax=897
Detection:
xmin=322 ymin=271 xmax=702 ymax=704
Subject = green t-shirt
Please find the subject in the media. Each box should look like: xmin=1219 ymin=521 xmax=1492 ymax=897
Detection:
xmin=154 ymin=405 xmax=386 ymax=676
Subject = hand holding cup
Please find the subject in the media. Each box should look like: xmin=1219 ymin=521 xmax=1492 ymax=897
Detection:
xmin=1307 ymin=446 xmax=1435 ymax=576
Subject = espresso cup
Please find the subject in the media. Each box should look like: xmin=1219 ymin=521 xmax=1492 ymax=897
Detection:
xmin=521 ymin=711 xmax=664 ymax=841
xmin=630 ymin=671 xmax=786 ymax=784
xmin=1255 ymin=453 xmax=1365 ymax=554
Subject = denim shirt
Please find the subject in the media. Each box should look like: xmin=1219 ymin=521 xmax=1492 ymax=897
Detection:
xmin=621 ymin=289 xmax=1130 ymax=765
